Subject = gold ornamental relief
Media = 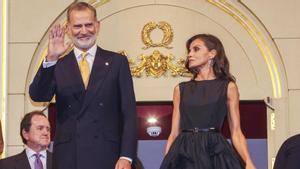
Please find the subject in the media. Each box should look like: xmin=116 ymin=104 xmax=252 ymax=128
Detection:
xmin=128 ymin=50 xmax=188 ymax=78
xmin=120 ymin=21 xmax=188 ymax=78
xmin=142 ymin=21 xmax=174 ymax=49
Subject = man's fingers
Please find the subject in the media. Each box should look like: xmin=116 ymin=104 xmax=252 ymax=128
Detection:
xmin=58 ymin=25 xmax=63 ymax=37
xmin=58 ymin=24 xmax=64 ymax=37
xmin=57 ymin=25 xmax=61 ymax=37
xmin=49 ymin=25 xmax=58 ymax=39
xmin=54 ymin=25 xmax=59 ymax=38
xmin=50 ymin=25 xmax=56 ymax=39
xmin=49 ymin=30 xmax=54 ymax=39
xmin=49 ymin=24 xmax=66 ymax=41
xmin=50 ymin=24 xmax=62 ymax=38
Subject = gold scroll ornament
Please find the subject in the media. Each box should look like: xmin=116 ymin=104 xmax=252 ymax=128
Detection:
xmin=126 ymin=50 xmax=187 ymax=78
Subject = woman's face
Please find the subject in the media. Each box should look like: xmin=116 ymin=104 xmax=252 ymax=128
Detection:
xmin=187 ymin=38 xmax=215 ymax=69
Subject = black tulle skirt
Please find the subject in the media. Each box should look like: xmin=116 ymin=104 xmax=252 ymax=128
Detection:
xmin=159 ymin=131 xmax=245 ymax=169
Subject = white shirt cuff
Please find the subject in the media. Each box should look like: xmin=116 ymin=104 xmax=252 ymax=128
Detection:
xmin=42 ymin=59 xmax=57 ymax=68
xmin=119 ymin=156 xmax=132 ymax=163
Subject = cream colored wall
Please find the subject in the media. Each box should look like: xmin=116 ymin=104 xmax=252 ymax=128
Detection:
xmin=5 ymin=0 xmax=73 ymax=157
xmin=3 ymin=0 xmax=300 ymax=168
xmin=0 ymin=1 xmax=3 ymax=122
xmin=99 ymin=4 xmax=268 ymax=100
xmin=0 ymin=0 xmax=8 ymax=159
xmin=242 ymin=0 xmax=300 ymax=167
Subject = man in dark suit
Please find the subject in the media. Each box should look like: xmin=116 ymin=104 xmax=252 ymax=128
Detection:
xmin=273 ymin=134 xmax=300 ymax=169
xmin=0 ymin=111 xmax=52 ymax=169
xmin=29 ymin=2 xmax=136 ymax=169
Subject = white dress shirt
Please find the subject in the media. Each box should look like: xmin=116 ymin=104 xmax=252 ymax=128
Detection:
xmin=25 ymin=147 xmax=47 ymax=169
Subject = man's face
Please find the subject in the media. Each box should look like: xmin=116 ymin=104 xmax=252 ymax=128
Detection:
xmin=67 ymin=9 xmax=99 ymax=51
xmin=23 ymin=115 xmax=50 ymax=152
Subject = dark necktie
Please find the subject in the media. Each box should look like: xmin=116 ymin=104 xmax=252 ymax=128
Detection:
xmin=34 ymin=153 xmax=44 ymax=169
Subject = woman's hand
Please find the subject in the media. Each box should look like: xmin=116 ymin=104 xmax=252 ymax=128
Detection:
xmin=246 ymin=162 xmax=257 ymax=169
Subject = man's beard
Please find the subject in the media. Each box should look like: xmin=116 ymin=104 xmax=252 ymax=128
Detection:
xmin=72 ymin=34 xmax=97 ymax=50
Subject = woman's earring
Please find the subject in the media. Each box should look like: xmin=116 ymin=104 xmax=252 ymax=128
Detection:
xmin=209 ymin=58 xmax=214 ymax=66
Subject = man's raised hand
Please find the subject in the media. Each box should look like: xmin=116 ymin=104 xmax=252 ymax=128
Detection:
xmin=47 ymin=24 xmax=70 ymax=61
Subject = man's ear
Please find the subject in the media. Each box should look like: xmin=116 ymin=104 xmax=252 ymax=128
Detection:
xmin=22 ymin=129 xmax=29 ymax=141
xmin=96 ymin=21 xmax=100 ymax=34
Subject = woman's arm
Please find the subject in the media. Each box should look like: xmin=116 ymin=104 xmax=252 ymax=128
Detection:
xmin=227 ymin=82 xmax=256 ymax=169
xmin=164 ymin=85 xmax=181 ymax=155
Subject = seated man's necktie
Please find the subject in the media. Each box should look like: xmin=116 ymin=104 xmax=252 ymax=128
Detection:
xmin=34 ymin=153 xmax=43 ymax=169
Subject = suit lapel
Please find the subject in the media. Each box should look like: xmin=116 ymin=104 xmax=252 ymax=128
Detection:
xmin=79 ymin=47 xmax=112 ymax=115
xmin=15 ymin=150 xmax=31 ymax=169
xmin=47 ymin=151 xmax=52 ymax=169
xmin=60 ymin=51 xmax=86 ymax=98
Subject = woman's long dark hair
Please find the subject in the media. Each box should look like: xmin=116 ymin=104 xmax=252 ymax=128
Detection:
xmin=185 ymin=34 xmax=235 ymax=82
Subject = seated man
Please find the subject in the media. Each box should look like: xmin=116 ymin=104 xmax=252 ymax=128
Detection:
xmin=274 ymin=133 xmax=300 ymax=169
xmin=0 ymin=111 xmax=52 ymax=169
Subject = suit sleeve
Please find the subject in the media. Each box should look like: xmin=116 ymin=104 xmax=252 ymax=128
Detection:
xmin=118 ymin=57 xmax=137 ymax=159
xmin=29 ymin=64 xmax=56 ymax=102
xmin=273 ymin=140 xmax=287 ymax=169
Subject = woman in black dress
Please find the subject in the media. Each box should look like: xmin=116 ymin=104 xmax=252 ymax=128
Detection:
xmin=160 ymin=34 xmax=256 ymax=169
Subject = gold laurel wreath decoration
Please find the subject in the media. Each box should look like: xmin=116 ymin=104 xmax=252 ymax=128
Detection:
xmin=142 ymin=21 xmax=173 ymax=49
xmin=158 ymin=21 xmax=173 ymax=49
xmin=141 ymin=22 xmax=157 ymax=49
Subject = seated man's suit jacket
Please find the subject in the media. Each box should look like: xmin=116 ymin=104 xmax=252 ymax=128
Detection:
xmin=274 ymin=134 xmax=300 ymax=169
xmin=0 ymin=150 xmax=52 ymax=169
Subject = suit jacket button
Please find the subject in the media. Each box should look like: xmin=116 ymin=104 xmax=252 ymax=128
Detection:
xmin=68 ymin=105 xmax=71 ymax=108
xmin=99 ymin=102 xmax=104 ymax=106
xmin=94 ymin=135 xmax=99 ymax=139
